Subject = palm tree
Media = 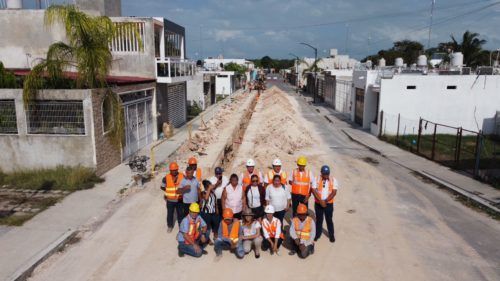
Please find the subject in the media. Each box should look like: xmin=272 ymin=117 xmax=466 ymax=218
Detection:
xmin=300 ymin=58 xmax=323 ymax=78
xmin=450 ymin=31 xmax=487 ymax=67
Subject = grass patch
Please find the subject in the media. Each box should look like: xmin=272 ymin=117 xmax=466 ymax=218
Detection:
xmin=0 ymin=166 xmax=103 ymax=191
xmin=0 ymin=214 xmax=36 ymax=226
xmin=216 ymin=95 xmax=226 ymax=102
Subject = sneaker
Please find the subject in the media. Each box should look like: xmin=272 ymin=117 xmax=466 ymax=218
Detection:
xmin=276 ymin=250 xmax=281 ymax=256
xmin=314 ymin=237 xmax=319 ymax=242
xmin=255 ymin=253 xmax=260 ymax=259
xmin=329 ymin=236 xmax=335 ymax=243
xmin=178 ymin=250 xmax=185 ymax=257
xmin=310 ymin=245 xmax=315 ymax=255
xmin=288 ymin=250 xmax=296 ymax=256
xmin=167 ymin=227 xmax=173 ymax=233
xmin=202 ymin=250 xmax=208 ymax=255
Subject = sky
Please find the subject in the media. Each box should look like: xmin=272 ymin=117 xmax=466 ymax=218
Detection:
xmin=48 ymin=0 xmax=500 ymax=60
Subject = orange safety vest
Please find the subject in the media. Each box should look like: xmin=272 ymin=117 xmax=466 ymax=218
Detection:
xmin=242 ymin=170 xmax=260 ymax=189
xmin=315 ymin=177 xmax=335 ymax=204
xmin=165 ymin=173 xmax=184 ymax=201
xmin=222 ymin=220 xmax=240 ymax=243
xmin=262 ymin=218 xmax=284 ymax=239
xmin=195 ymin=168 xmax=202 ymax=182
xmin=267 ymin=170 xmax=287 ymax=185
xmin=293 ymin=216 xmax=312 ymax=241
xmin=185 ymin=216 xmax=201 ymax=245
xmin=291 ymin=169 xmax=311 ymax=196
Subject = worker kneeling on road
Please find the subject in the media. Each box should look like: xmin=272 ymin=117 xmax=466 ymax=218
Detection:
xmin=177 ymin=203 xmax=209 ymax=258
xmin=261 ymin=205 xmax=284 ymax=256
xmin=312 ymin=165 xmax=338 ymax=243
xmin=288 ymin=203 xmax=316 ymax=259
xmin=215 ymin=208 xmax=244 ymax=260
xmin=240 ymin=209 xmax=263 ymax=259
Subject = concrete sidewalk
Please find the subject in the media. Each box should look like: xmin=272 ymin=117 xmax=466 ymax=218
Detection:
xmin=341 ymin=127 xmax=500 ymax=214
xmin=0 ymin=91 xmax=243 ymax=281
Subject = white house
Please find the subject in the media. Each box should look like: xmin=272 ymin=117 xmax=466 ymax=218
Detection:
xmin=296 ymin=49 xmax=358 ymax=86
xmin=351 ymin=69 xmax=500 ymax=136
xmin=203 ymin=58 xmax=254 ymax=71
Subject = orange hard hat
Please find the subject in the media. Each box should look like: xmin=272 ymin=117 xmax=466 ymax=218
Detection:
xmin=297 ymin=203 xmax=308 ymax=215
xmin=222 ymin=208 xmax=234 ymax=219
xmin=188 ymin=157 xmax=197 ymax=165
xmin=169 ymin=162 xmax=179 ymax=171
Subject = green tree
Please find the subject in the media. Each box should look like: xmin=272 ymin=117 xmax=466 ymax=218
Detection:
xmin=260 ymin=56 xmax=273 ymax=69
xmin=223 ymin=62 xmax=247 ymax=75
xmin=0 ymin=62 xmax=18 ymax=88
xmin=301 ymin=58 xmax=323 ymax=77
xmin=450 ymin=30 xmax=487 ymax=67
xmin=362 ymin=40 xmax=423 ymax=65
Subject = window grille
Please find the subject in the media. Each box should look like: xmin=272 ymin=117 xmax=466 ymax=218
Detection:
xmin=0 ymin=100 xmax=17 ymax=134
xmin=111 ymin=22 xmax=145 ymax=53
xmin=26 ymin=101 xmax=85 ymax=135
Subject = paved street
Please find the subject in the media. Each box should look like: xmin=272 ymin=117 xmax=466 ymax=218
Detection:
xmin=26 ymin=77 xmax=500 ymax=281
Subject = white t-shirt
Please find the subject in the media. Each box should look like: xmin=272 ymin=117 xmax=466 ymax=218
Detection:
xmin=209 ymin=175 xmax=229 ymax=199
xmin=313 ymin=177 xmax=339 ymax=201
xmin=265 ymin=185 xmax=291 ymax=212
xmin=241 ymin=220 xmax=261 ymax=237
xmin=246 ymin=185 xmax=262 ymax=208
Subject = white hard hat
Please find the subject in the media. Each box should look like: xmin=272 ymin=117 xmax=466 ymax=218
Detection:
xmin=272 ymin=158 xmax=282 ymax=166
xmin=246 ymin=159 xmax=255 ymax=167
xmin=264 ymin=205 xmax=275 ymax=214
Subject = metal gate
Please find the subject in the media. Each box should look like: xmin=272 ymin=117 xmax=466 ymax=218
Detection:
xmin=335 ymin=79 xmax=352 ymax=117
xmin=355 ymin=88 xmax=364 ymax=126
xmin=167 ymin=83 xmax=187 ymax=128
xmin=123 ymin=98 xmax=153 ymax=159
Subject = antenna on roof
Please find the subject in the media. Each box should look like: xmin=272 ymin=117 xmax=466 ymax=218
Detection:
xmin=427 ymin=0 xmax=436 ymax=49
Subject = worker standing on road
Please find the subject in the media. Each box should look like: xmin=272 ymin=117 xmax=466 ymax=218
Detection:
xmin=289 ymin=156 xmax=314 ymax=216
xmin=161 ymin=162 xmax=184 ymax=233
xmin=215 ymin=208 xmax=244 ymax=260
xmin=288 ymin=203 xmax=316 ymax=259
xmin=188 ymin=157 xmax=203 ymax=182
xmin=177 ymin=203 xmax=209 ymax=257
xmin=265 ymin=174 xmax=291 ymax=225
xmin=200 ymin=180 xmax=220 ymax=243
xmin=209 ymin=167 xmax=229 ymax=215
xmin=179 ymin=166 xmax=201 ymax=217
xmin=264 ymin=158 xmax=288 ymax=187
xmin=241 ymin=209 xmax=263 ymax=259
xmin=221 ymin=174 xmax=243 ymax=220
xmin=311 ymin=165 xmax=338 ymax=243
xmin=261 ymin=205 xmax=284 ymax=256
xmin=243 ymin=174 xmax=266 ymax=219
xmin=240 ymin=159 xmax=263 ymax=190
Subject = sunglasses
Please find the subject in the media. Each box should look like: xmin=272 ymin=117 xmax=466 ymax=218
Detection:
xmin=251 ymin=180 xmax=258 ymax=183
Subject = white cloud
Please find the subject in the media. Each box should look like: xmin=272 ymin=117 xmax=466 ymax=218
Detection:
xmin=214 ymin=30 xmax=243 ymax=42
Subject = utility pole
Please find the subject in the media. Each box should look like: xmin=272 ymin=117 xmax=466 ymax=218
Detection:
xmin=289 ymin=53 xmax=300 ymax=93
xmin=199 ymin=25 xmax=203 ymax=60
xmin=428 ymin=0 xmax=436 ymax=49
xmin=345 ymin=24 xmax=350 ymax=54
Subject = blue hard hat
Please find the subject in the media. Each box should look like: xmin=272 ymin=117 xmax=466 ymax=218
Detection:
xmin=321 ymin=165 xmax=330 ymax=175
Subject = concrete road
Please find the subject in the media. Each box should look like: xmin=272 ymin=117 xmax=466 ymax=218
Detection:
xmin=28 ymin=76 xmax=500 ymax=281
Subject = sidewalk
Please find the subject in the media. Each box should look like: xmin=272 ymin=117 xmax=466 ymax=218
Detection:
xmin=0 ymin=91 xmax=243 ymax=281
xmin=341 ymin=127 xmax=500 ymax=214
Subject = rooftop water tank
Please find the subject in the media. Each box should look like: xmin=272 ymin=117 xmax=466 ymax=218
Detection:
xmin=378 ymin=58 xmax=386 ymax=67
xmin=330 ymin=49 xmax=338 ymax=57
xmin=395 ymin=57 xmax=404 ymax=67
xmin=417 ymin=55 xmax=427 ymax=67
xmin=366 ymin=60 xmax=373 ymax=69
xmin=6 ymin=0 xmax=23 ymax=9
xmin=451 ymin=52 xmax=464 ymax=67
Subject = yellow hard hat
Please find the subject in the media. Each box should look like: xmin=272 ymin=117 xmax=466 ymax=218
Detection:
xmin=189 ymin=203 xmax=200 ymax=213
xmin=297 ymin=156 xmax=307 ymax=166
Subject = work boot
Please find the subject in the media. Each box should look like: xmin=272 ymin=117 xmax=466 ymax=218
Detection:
xmin=178 ymin=249 xmax=185 ymax=257
xmin=329 ymin=236 xmax=335 ymax=243
xmin=288 ymin=250 xmax=296 ymax=256
xmin=167 ymin=227 xmax=173 ymax=233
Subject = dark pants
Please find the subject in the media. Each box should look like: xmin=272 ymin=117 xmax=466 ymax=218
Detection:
xmin=201 ymin=212 xmax=221 ymax=236
xmin=251 ymin=206 xmax=264 ymax=219
xmin=233 ymin=212 xmax=242 ymax=220
xmin=273 ymin=210 xmax=286 ymax=225
xmin=289 ymin=238 xmax=314 ymax=259
xmin=217 ymin=199 xmax=223 ymax=216
xmin=177 ymin=232 xmax=209 ymax=257
xmin=262 ymin=238 xmax=283 ymax=251
xmin=314 ymin=203 xmax=334 ymax=240
xmin=291 ymin=193 xmax=308 ymax=216
xmin=166 ymin=200 xmax=183 ymax=228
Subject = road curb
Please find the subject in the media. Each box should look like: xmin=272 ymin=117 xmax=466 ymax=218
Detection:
xmin=8 ymin=229 xmax=78 ymax=281
xmin=342 ymin=128 xmax=500 ymax=216
xmin=341 ymin=129 xmax=383 ymax=155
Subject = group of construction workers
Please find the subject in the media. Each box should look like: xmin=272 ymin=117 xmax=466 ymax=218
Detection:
xmin=161 ymin=156 xmax=338 ymax=260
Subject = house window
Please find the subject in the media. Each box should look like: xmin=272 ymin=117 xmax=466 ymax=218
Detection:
xmin=447 ymin=85 xmax=457 ymax=90
xmin=26 ymin=101 xmax=85 ymax=135
xmin=0 ymin=99 xmax=18 ymax=134
xmin=406 ymin=85 xmax=416 ymax=90
xmin=102 ymin=96 xmax=114 ymax=134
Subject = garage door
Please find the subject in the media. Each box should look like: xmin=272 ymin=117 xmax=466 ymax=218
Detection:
xmin=167 ymin=83 xmax=187 ymax=128
xmin=123 ymin=98 xmax=153 ymax=159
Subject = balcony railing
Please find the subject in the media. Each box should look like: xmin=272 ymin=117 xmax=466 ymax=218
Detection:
xmin=156 ymin=58 xmax=195 ymax=83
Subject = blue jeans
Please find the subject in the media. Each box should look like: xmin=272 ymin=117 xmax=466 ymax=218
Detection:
xmin=178 ymin=232 xmax=209 ymax=257
xmin=214 ymin=238 xmax=245 ymax=258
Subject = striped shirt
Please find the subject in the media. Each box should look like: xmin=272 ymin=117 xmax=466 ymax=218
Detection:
xmin=201 ymin=190 xmax=217 ymax=214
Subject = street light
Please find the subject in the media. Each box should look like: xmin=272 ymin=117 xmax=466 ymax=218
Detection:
xmin=300 ymin=42 xmax=318 ymax=103
xmin=289 ymin=53 xmax=300 ymax=93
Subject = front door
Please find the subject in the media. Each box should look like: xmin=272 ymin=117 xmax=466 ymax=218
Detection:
xmin=123 ymin=98 xmax=153 ymax=159
xmin=355 ymin=88 xmax=365 ymax=126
